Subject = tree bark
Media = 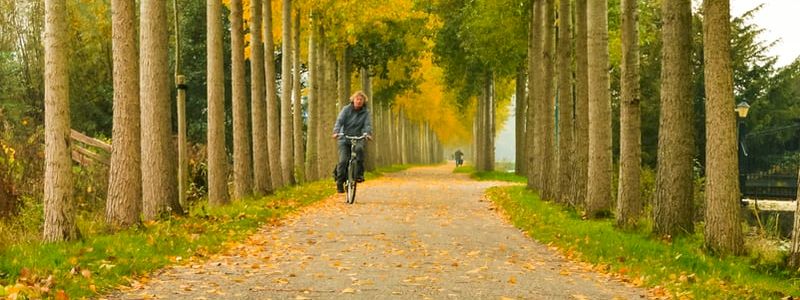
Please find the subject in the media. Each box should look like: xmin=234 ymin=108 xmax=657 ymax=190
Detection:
xmin=540 ymin=0 xmax=555 ymax=201
xmin=586 ymin=0 xmax=612 ymax=217
xmin=43 ymin=0 xmax=79 ymax=241
xmin=106 ymin=0 xmax=141 ymax=228
xmin=526 ymin=0 xmax=542 ymax=191
xmin=292 ymin=7 xmax=304 ymax=183
xmin=515 ymin=66 xmax=526 ymax=176
xmin=207 ymin=0 xmax=229 ymax=206
xmin=572 ymin=0 xmax=589 ymax=208
xmin=141 ymin=0 xmax=180 ymax=219
xmin=703 ymin=0 xmax=743 ymax=255
xmin=556 ymin=0 xmax=573 ymax=205
xmin=230 ymin=0 xmax=252 ymax=199
xmin=206 ymin=0 xmax=230 ymax=206
xmin=305 ymin=14 xmax=318 ymax=181
xmin=654 ymin=0 xmax=695 ymax=236
xmin=616 ymin=0 xmax=642 ymax=228
xmin=250 ymin=0 xmax=270 ymax=196
xmin=789 ymin=168 xmax=800 ymax=268
xmin=280 ymin=0 xmax=295 ymax=185
xmin=361 ymin=67 xmax=376 ymax=172
xmin=265 ymin=0 xmax=283 ymax=188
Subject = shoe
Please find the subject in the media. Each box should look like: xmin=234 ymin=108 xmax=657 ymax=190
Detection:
xmin=356 ymin=177 xmax=365 ymax=183
xmin=336 ymin=181 xmax=345 ymax=193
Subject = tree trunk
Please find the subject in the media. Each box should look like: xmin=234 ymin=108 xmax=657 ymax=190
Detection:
xmin=361 ymin=67 xmax=376 ymax=172
xmin=487 ymin=74 xmax=495 ymax=171
xmin=250 ymin=0 xmax=270 ymax=195
xmin=292 ymin=7 xmax=304 ymax=183
xmin=515 ymin=66 xmax=526 ymax=176
xmin=230 ymin=0 xmax=252 ymax=199
xmin=43 ymin=0 xmax=79 ymax=241
xmin=207 ymin=0 xmax=229 ymax=205
xmin=265 ymin=0 xmax=283 ymax=188
xmin=141 ymin=0 xmax=180 ymax=219
xmin=540 ymin=0 xmax=555 ymax=201
xmin=338 ymin=51 xmax=348 ymax=108
xmin=556 ymin=0 xmax=573 ymax=205
xmin=703 ymin=0 xmax=743 ymax=255
xmin=317 ymin=36 xmax=332 ymax=179
xmin=315 ymin=31 xmax=326 ymax=179
xmin=616 ymin=0 xmax=642 ymax=228
xmin=106 ymin=0 xmax=141 ymax=228
xmin=572 ymin=0 xmax=589 ymax=208
xmin=654 ymin=0 xmax=695 ymax=236
xmin=527 ymin=0 xmax=543 ymax=190
xmin=305 ymin=14 xmax=318 ymax=181
xmin=586 ymin=0 xmax=612 ymax=217
xmin=326 ymin=47 xmax=339 ymax=173
xmin=789 ymin=168 xmax=800 ymax=268
xmin=280 ymin=0 xmax=294 ymax=185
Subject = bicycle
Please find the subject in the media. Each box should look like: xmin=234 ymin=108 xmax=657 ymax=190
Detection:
xmin=343 ymin=133 xmax=368 ymax=204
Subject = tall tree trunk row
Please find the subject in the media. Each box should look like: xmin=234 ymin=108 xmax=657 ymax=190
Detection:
xmin=106 ymin=0 xmax=141 ymax=228
xmin=556 ymin=0 xmax=573 ymax=205
xmin=586 ymin=0 xmax=612 ymax=217
xmin=231 ymin=0 xmax=252 ymax=200
xmin=265 ymin=0 xmax=283 ymax=188
xmin=654 ymin=0 xmax=695 ymax=236
xmin=703 ymin=0 xmax=743 ymax=254
xmin=539 ymin=0 xmax=555 ymax=201
xmin=250 ymin=0 xmax=270 ymax=196
xmin=527 ymin=0 xmax=544 ymax=191
xmin=292 ymin=7 xmax=304 ymax=184
xmin=305 ymin=13 xmax=319 ymax=181
xmin=43 ymin=0 xmax=79 ymax=241
xmin=280 ymin=0 xmax=295 ymax=185
xmin=141 ymin=0 xmax=180 ymax=219
xmin=515 ymin=66 xmax=527 ymax=176
xmin=572 ymin=0 xmax=589 ymax=208
xmin=616 ymin=0 xmax=642 ymax=227
xmin=207 ymin=0 xmax=229 ymax=206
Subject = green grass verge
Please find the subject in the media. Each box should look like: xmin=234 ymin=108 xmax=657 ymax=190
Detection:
xmin=471 ymin=170 xmax=527 ymax=183
xmin=0 ymin=166 xmax=409 ymax=299
xmin=453 ymin=165 xmax=474 ymax=174
xmin=486 ymin=185 xmax=798 ymax=299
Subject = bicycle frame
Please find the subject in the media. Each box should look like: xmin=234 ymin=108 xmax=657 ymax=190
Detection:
xmin=343 ymin=133 xmax=368 ymax=204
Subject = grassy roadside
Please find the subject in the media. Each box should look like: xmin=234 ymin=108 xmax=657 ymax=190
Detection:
xmin=0 ymin=164 xmax=410 ymax=299
xmin=485 ymin=184 xmax=798 ymax=299
xmin=454 ymin=164 xmax=527 ymax=183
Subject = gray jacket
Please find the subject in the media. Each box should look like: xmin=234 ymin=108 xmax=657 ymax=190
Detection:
xmin=333 ymin=103 xmax=372 ymax=138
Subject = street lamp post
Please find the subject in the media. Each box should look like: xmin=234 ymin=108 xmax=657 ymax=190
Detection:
xmin=735 ymin=101 xmax=750 ymax=198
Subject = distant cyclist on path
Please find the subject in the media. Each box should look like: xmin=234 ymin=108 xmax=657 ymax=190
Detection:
xmin=454 ymin=149 xmax=464 ymax=167
xmin=332 ymin=91 xmax=372 ymax=193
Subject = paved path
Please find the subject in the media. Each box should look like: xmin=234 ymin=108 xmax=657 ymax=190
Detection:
xmin=111 ymin=165 xmax=647 ymax=299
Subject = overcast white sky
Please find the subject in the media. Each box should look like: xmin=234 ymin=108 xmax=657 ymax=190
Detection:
xmin=729 ymin=0 xmax=800 ymax=67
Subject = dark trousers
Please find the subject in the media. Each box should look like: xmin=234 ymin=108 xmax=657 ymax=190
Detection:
xmin=336 ymin=139 xmax=365 ymax=183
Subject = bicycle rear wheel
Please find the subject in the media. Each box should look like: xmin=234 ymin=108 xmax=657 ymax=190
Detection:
xmin=346 ymin=161 xmax=357 ymax=204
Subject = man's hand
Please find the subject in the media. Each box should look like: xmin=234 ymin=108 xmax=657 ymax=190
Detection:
xmin=365 ymin=134 xmax=373 ymax=141
xmin=332 ymin=133 xmax=340 ymax=139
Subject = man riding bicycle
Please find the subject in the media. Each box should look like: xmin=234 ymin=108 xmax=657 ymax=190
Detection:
xmin=332 ymin=91 xmax=372 ymax=193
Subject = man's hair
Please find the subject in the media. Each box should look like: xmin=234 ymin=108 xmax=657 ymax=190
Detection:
xmin=350 ymin=90 xmax=368 ymax=103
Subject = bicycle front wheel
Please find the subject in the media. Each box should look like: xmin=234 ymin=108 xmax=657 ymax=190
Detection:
xmin=346 ymin=180 xmax=357 ymax=204
xmin=346 ymin=160 xmax=357 ymax=204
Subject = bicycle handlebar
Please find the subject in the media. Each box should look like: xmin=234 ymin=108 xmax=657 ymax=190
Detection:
xmin=343 ymin=133 xmax=370 ymax=140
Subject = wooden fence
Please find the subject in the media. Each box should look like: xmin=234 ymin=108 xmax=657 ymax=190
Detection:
xmin=70 ymin=129 xmax=111 ymax=166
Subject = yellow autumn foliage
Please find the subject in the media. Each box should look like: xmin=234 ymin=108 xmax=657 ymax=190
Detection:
xmin=393 ymin=54 xmax=470 ymax=146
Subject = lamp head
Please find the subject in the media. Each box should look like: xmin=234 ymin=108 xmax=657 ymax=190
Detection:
xmin=736 ymin=101 xmax=750 ymax=118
